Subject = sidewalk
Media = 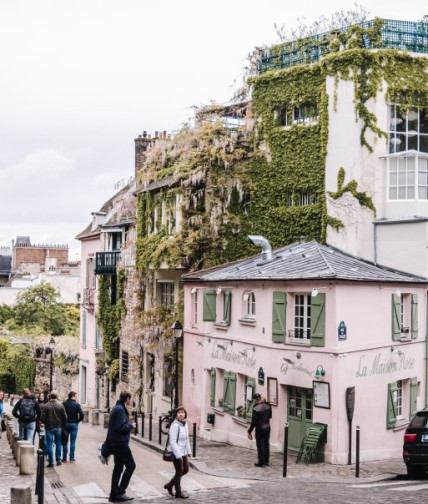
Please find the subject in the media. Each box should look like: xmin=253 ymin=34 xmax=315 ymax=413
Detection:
xmin=130 ymin=414 xmax=406 ymax=484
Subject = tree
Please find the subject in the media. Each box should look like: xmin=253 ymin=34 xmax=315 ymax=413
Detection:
xmin=14 ymin=282 xmax=67 ymax=335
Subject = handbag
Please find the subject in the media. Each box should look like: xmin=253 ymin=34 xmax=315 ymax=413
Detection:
xmin=98 ymin=437 xmax=112 ymax=465
xmin=1 ymin=418 xmax=6 ymax=432
xmin=162 ymin=427 xmax=179 ymax=462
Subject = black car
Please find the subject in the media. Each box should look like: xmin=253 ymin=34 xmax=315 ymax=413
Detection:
xmin=403 ymin=408 xmax=428 ymax=477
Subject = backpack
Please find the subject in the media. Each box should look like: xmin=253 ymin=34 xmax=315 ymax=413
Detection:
xmin=19 ymin=398 xmax=36 ymax=423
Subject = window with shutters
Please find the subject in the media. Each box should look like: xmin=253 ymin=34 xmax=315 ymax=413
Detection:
xmin=158 ymin=281 xmax=175 ymax=308
xmin=222 ymin=371 xmax=237 ymax=414
xmin=290 ymin=294 xmax=311 ymax=341
xmin=272 ymin=291 xmax=286 ymax=343
xmin=391 ymin=293 xmax=418 ymax=341
xmin=387 ymin=377 xmax=419 ymax=428
xmin=215 ymin=291 xmax=232 ymax=328
xmin=287 ymin=292 xmax=325 ymax=347
xmin=203 ymin=290 xmax=216 ymax=322
xmin=244 ymin=376 xmax=256 ymax=421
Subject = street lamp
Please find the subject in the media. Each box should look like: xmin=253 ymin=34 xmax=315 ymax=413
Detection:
xmin=48 ymin=336 xmax=55 ymax=392
xmin=171 ymin=321 xmax=183 ymax=410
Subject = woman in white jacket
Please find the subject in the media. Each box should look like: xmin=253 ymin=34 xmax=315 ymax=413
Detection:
xmin=164 ymin=406 xmax=192 ymax=499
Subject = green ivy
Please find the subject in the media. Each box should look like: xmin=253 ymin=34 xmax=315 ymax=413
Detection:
xmin=328 ymin=167 xmax=376 ymax=215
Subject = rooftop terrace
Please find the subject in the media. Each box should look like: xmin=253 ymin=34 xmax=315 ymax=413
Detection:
xmin=258 ymin=19 xmax=428 ymax=74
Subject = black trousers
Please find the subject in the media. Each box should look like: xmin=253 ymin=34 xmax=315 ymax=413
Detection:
xmin=110 ymin=444 xmax=136 ymax=497
xmin=255 ymin=426 xmax=271 ymax=464
xmin=167 ymin=455 xmax=189 ymax=494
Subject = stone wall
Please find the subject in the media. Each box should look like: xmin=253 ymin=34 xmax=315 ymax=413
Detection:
xmin=34 ymin=357 xmax=78 ymax=401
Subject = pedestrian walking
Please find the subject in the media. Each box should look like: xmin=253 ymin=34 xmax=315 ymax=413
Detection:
xmin=163 ymin=406 xmax=192 ymax=499
xmin=0 ymin=390 xmax=4 ymax=439
xmin=247 ymin=393 xmax=272 ymax=467
xmin=40 ymin=391 xmax=67 ymax=468
xmin=62 ymin=391 xmax=84 ymax=462
xmin=12 ymin=388 xmax=41 ymax=445
xmin=34 ymin=392 xmax=48 ymax=446
xmin=107 ymin=390 xmax=136 ymax=502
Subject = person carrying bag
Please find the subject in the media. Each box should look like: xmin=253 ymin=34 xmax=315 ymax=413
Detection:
xmin=163 ymin=406 xmax=192 ymax=499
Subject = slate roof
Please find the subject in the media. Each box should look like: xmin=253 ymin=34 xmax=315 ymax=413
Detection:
xmin=183 ymin=241 xmax=427 ymax=284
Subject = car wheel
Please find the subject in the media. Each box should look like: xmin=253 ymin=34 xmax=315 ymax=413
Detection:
xmin=406 ymin=464 xmax=424 ymax=479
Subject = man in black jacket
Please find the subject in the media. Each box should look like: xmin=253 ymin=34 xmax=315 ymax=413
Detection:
xmin=107 ymin=390 xmax=136 ymax=503
xmin=62 ymin=391 xmax=84 ymax=462
xmin=247 ymin=393 xmax=272 ymax=467
xmin=12 ymin=388 xmax=41 ymax=445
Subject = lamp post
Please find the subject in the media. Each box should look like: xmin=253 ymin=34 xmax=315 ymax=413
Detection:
xmin=48 ymin=336 xmax=55 ymax=392
xmin=171 ymin=321 xmax=183 ymax=410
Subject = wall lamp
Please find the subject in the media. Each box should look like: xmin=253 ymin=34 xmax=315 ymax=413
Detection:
xmin=312 ymin=365 xmax=326 ymax=380
xmin=283 ymin=352 xmax=301 ymax=365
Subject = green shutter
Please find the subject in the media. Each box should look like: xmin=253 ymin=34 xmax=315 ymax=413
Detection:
xmin=223 ymin=291 xmax=232 ymax=326
xmin=272 ymin=291 xmax=286 ymax=343
xmin=311 ymin=293 xmax=325 ymax=347
xmin=210 ymin=368 xmax=216 ymax=407
xmin=223 ymin=371 xmax=236 ymax=414
xmin=391 ymin=294 xmax=402 ymax=341
xmin=387 ymin=382 xmax=398 ymax=429
xmin=411 ymin=294 xmax=418 ymax=340
xmin=246 ymin=377 xmax=256 ymax=420
xmin=203 ymin=290 xmax=216 ymax=321
xmin=410 ymin=377 xmax=418 ymax=417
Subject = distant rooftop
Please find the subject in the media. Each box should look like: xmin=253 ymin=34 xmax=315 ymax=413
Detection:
xmin=258 ymin=19 xmax=428 ymax=74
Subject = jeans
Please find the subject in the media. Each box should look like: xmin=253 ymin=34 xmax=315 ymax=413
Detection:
xmin=255 ymin=426 xmax=271 ymax=465
xmin=62 ymin=422 xmax=79 ymax=461
xmin=46 ymin=427 xmax=62 ymax=465
xmin=110 ymin=444 xmax=136 ymax=497
xmin=19 ymin=421 xmax=36 ymax=445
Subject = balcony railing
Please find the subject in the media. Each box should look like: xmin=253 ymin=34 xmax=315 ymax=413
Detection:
xmin=258 ymin=19 xmax=428 ymax=73
xmin=94 ymin=251 xmax=120 ymax=275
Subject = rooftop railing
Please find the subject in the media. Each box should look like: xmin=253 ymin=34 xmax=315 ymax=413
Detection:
xmin=258 ymin=19 xmax=428 ymax=74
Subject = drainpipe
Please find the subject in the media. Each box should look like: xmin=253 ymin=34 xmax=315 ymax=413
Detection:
xmin=426 ymin=295 xmax=428 ymax=408
xmin=373 ymin=222 xmax=378 ymax=265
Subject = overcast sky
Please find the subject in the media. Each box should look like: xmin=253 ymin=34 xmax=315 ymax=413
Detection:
xmin=0 ymin=1 xmax=426 ymax=260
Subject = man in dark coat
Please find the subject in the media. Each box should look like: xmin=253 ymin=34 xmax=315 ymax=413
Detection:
xmin=247 ymin=393 xmax=272 ymax=467
xmin=40 ymin=391 xmax=67 ymax=467
xmin=107 ymin=390 xmax=136 ymax=502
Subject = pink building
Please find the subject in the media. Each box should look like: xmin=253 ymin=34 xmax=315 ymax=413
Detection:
xmin=182 ymin=238 xmax=428 ymax=464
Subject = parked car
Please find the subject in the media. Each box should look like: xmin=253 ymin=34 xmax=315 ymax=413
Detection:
xmin=403 ymin=408 xmax=428 ymax=477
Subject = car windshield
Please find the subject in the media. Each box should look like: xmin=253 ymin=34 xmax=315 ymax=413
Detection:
xmin=410 ymin=414 xmax=428 ymax=428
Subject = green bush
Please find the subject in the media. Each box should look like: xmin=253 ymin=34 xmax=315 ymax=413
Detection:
xmin=0 ymin=371 xmax=15 ymax=393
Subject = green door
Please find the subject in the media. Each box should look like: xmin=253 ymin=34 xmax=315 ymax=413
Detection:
xmin=287 ymin=386 xmax=313 ymax=451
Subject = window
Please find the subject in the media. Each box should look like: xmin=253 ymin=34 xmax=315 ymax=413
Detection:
xmin=223 ymin=291 xmax=232 ymax=325
xmin=210 ymin=368 xmax=216 ymax=407
xmin=121 ymin=350 xmax=129 ymax=382
xmin=163 ymin=357 xmax=173 ymax=398
xmin=81 ymin=310 xmax=87 ymax=347
xmin=192 ymin=289 xmax=198 ymax=325
xmin=298 ymin=190 xmax=314 ymax=206
xmin=159 ymin=282 xmax=175 ymax=308
xmin=388 ymin=156 xmax=428 ymax=200
xmin=95 ymin=317 xmax=101 ymax=349
xmin=293 ymin=104 xmax=319 ymax=124
xmin=387 ymin=378 xmax=418 ymax=428
xmin=391 ymin=293 xmax=418 ymax=340
xmin=272 ymin=291 xmax=286 ymax=343
xmin=245 ymin=292 xmax=256 ymax=319
xmin=389 ymin=106 xmax=428 ymax=154
xmin=293 ymin=294 xmax=311 ymax=340
xmin=222 ymin=371 xmax=236 ymax=414
xmin=244 ymin=376 xmax=256 ymax=420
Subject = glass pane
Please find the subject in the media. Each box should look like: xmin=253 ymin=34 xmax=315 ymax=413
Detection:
xmin=408 ymin=187 xmax=415 ymax=199
xmin=408 ymin=134 xmax=418 ymax=151
xmin=398 ymin=187 xmax=406 ymax=199
xmin=420 ymin=110 xmax=428 ymax=134
xmin=418 ymin=171 xmax=428 ymax=186
xmin=389 ymin=187 xmax=397 ymax=199
xmin=390 ymin=173 xmax=398 ymax=185
xmin=395 ymin=134 xmax=406 ymax=152
xmin=398 ymin=173 xmax=406 ymax=185
xmin=418 ymin=187 xmax=428 ymax=199
xmin=420 ymin=135 xmax=428 ymax=153
xmin=419 ymin=158 xmax=428 ymax=172
xmin=395 ymin=108 xmax=406 ymax=132
xmin=407 ymin=157 xmax=415 ymax=171
xmin=408 ymin=171 xmax=415 ymax=185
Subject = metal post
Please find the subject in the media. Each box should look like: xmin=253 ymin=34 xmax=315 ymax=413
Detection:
xmin=283 ymin=422 xmax=289 ymax=478
xmin=174 ymin=337 xmax=179 ymax=409
xmin=133 ymin=412 xmax=138 ymax=435
xmin=348 ymin=420 xmax=352 ymax=465
xmin=159 ymin=416 xmax=162 ymax=445
xmin=141 ymin=412 xmax=145 ymax=438
xmin=36 ymin=449 xmax=44 ymax=504
xmin=355 ymin=426 xmax=360 ymax=478
xmin=149 ymin=413 xmax=152 ymax=441
xmin=192 ymin=422 xmax=197 ymax=458
xmin=49 ymin=351 xmax=53 ymax=392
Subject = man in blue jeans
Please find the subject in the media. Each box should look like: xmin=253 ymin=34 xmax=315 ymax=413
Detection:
xmin=107 ymin=390 xmax=136 ymax=502
xmin=62 ymin=391 xmax=84 ymax=462
xmin=41 ymin=391 xmax=67 ymax=468
xmin=12 ymin=388 xmax=41 ymax=445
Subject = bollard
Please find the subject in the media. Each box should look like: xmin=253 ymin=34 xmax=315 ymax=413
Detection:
xmin=19 ymin=445 xmax=35 ymax=475
xmin=91 ymin=410 xmax=100 ymax=426
xmin=16 ymin=440 xmax=30 ymax=466
xmin=159 ymin=416 xmax=162 ymax=445
xmin=149 ymin=413 xmax=152 ymax=441
xmin=141 ymin=412 xmax=145 ymax=438
xmin=10 ymin=486 xmax=32 ymax=504
xmin=12 ymin=433 xmax=20 ymax=455
xmin=104 ymin=413 xmax=110 ymax=429
xmin=36 ymin=449 xmax=45 ymax=504
xmin=133 ymin=412 xmax=138 ymax=435
xmin=192 ymin=423 xmax=197 ymax=458
xmin=283 ymin=422 xmax=289 ymax=478
xmin=82 ymin=409 xmax=89 ymax=423
xmin=355 ymin=425 xmax=360 ymax=478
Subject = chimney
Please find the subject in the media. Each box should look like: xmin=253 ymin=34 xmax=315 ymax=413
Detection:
xmin=134 ymin=131 xmax=151 ymax=178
